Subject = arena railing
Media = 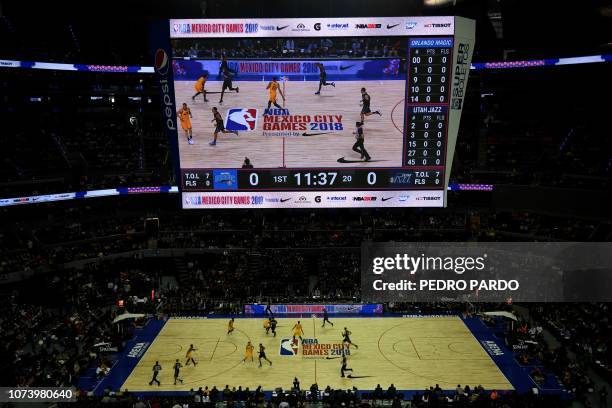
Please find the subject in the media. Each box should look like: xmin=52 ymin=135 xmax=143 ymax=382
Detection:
xmin=1 ymin=53 xmax=610 ymax=73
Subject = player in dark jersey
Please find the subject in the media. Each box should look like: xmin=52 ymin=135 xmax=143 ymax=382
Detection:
xmin=265 ymin=300 xmax=273 ymax=316
xmin=342 ymin=327 xmax=359 ymax=349
xmin=321 ymin=307 xmax=334 ymax=327
xmin=258 ymin=343 xmax=272 ymax=367
xmin=315 ymin=62 xmax=335 ymax=95
xmin=269 ymin=317 xmax=278 ymax=337
xmin=218 ymin=55 xmax=236 ymax=77
xmin=209 ymin=107 xmax=238 ymax=146
xmin=149 ymin=361 xmax=162 ymax=386
xmin=173 ymin=359 xmax=183 ymax=385
xmin=219 ymin=68 xmax=239 ymax=105
xmin=352 ymin=121 xmax=371 ymax=162
xmin=360 ymin=87 xmax=381 ymax=122
xmin=340 ymin=354 xmax=353 ymax=378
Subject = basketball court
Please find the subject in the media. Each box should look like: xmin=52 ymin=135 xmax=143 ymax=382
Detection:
xmin=117 ymin=316 xmax=513 ymax=392
xmin=174 ymin=80 xmax=405 ymax=169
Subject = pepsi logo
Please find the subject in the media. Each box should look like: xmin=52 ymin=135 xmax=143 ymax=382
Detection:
xmin=155 ymin=49 xmax=169 ymax=75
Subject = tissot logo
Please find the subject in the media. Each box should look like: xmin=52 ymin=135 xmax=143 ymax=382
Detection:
xmin=416 ymin=196 xmax=441 ymax=201
xmin=424 ymin=23 xmax=452 ymax=28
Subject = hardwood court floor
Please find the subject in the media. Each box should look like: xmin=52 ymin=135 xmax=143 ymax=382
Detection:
xmin=174 ymin=80 xmax=405 ymax=169
xmin=121 ymin=317 xmax=513 ymax=392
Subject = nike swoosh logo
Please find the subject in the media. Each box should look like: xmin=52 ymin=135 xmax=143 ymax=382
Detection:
xmin=387 ymin=24 xmax=399 ymax=29
xmin=339 ymin=65 xmax=355 ymax=71
xmin=301 ymin=132 xmax=333 ymax=136
xmin=280 ymin=198 xmax=291 ymax=202
xmin=276 ymin=25 xmax=289 ymax=30
xmin=382 ymin=197 xmax=393 ymax=201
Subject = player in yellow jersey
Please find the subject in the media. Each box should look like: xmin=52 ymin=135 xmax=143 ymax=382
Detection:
xmin=292 ymin=320 xmax=304 ymax=341
xmin=264 ymin=318 xmax=271 ymax=335
xmin=192 ymin=73 xmax=209 ymax=102
xmin=227 ymin=317 xmax=235 ymax=335
xmin=177 ymin=103 xmax=193 ymax=144
xmin=265 ymin=77 xmax=284 ymax=110
xmin=185 ymin=344 xmax=198 ymax=366
xmin=242 ymin=341 xmax=254 ymax=363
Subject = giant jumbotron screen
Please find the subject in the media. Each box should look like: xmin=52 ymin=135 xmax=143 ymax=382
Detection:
xmin=156 ymin=17 xmax=475 ymax=208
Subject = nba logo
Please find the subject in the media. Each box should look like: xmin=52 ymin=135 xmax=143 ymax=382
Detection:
xmin=280 ymin=338 xmax=299 ymax=356
xmin=225 ymin=108 xmax=258 ymax=132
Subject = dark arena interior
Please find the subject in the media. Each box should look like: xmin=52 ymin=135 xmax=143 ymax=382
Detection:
xmin=0 ymin=1 xmax=611 ymax=407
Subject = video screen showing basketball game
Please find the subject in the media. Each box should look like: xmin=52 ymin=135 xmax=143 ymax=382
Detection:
xmin=162 ymin=18 xmax=475 ymax=208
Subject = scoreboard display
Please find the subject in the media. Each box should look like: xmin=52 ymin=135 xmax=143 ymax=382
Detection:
xmin=152 ymin=17 xmax=475 ymax=208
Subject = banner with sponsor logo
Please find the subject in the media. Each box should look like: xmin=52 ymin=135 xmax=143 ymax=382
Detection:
xmin=169 ymin=17 xmax=454 ymax=38
xmin=0 ymin=186 xmax=179 ymax=207
xmin=172 ymin=58 xmax=405 ymax=81
xmin=150 ymin=20 xmax=182 ymax=186
xmin=182 ymin=190 xmax=444 ymax=208
xmin=244 ymin=304 xmax=382 ymax=315
xmin=0 ymin=59 xmax=153 ymax=73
